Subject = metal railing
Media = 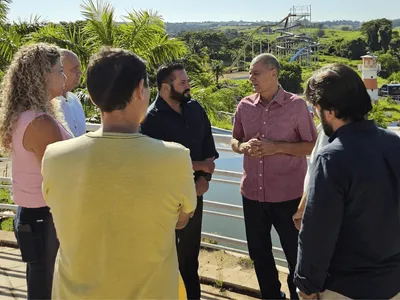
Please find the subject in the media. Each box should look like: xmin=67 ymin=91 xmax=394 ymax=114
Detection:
xmin=0 ymin=123 xmax=289 ymax=266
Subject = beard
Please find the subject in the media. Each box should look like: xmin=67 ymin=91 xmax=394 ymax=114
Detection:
xmin=170 ymin=85 xmax=191 ymax=103
xmin=320 ymin=109 xmax=335 ymax=137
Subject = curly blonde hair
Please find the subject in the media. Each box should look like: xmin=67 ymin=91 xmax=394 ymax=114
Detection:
xmin=0 ymin=43 xmax=63 ymax=153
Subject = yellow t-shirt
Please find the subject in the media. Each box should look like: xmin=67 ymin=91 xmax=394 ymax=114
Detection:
xmin=42 ymin=130 xmax=197 ymax=299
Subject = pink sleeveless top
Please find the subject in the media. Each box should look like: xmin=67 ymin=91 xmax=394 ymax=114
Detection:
xmin=12 ymin=110 xmax=72 ymax=208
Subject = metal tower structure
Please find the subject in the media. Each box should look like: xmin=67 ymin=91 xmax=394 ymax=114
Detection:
xmin=274 ymin=5 xmax=318 ymax=66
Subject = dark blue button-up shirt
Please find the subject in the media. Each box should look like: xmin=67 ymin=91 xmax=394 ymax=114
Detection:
xmin=294 ymin=120 xmax=400 ymax=299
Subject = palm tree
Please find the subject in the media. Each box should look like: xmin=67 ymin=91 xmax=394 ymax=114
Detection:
xmin=0 ymin=14 xmax=46 ymax=65
xmin=80 ymin=0 xmax=115 ymax=47
xmin=30 ymin=23 xmax=91 ymax=70
xmin=0 ymin=25 xmax=25 ymax=63
xmin=211 ymin=60 xmax=224 ymax=86
xmin=0 ymin=0 xmax=11 ymax=25
xmin=80 ymin=0 xmax=187 ymax=69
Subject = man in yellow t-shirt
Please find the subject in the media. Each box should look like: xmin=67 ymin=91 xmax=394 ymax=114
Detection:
xmin=42 ymin=47 xmax=197 ymax=299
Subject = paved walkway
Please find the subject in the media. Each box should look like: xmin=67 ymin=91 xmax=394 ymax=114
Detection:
xmin=0 ymin=246 xmax=258 ymax=300
xmin=0 ymin=247 xmax=26 ymax=300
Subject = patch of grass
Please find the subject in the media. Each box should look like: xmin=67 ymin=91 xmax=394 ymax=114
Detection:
xmin=0 ymin=188 xmax=11 ymax=204
xmin=375 ymin=98 xmax=400 ymax=120
xmin=208 ymin=112 xmax=233 ymax=130
xmin=214 ymin=279 xmax=224 ymax=290
xmin=201 ymin=237 xmax=218 ymax=245
xmin=318 ymin=55 xmax=362 ymax=68
xmin=0 ymin=218 xmax=13 ymax=231
xmin=0 ymin=188 xmax=13 ymax=232
xmin=238 ymin=257 xmax=254 ymax=269
xmin=319 ymin=29 xmax=363 ymax=44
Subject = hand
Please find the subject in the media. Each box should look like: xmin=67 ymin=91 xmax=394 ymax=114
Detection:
xmin=241 ymin=133 xmax=262 ymax=156
xmin=195 ymin=176 xmax=209 ymax=196
xmin=293 ymin=209 xmax=304 ymax=231
xmin=201 ymin=157 xmax=215 ymax=174
xmin=254 ymin=139 xmax=278 ymax=157
xmin=299 ymin=291 xmax=319 ymax=300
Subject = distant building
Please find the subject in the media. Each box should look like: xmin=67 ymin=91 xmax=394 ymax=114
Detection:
xmin=358 ymin=55 xmax=381 ymax=102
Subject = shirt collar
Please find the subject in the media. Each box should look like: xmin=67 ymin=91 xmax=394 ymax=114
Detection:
xmin=254 ymin=85 xmax=286 ymax=106
xmin=328 ymin=120 xmax=377 ymax=143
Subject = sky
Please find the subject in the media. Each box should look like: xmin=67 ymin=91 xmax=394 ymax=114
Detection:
xmin=7 ymin=0 xmax=400 ymax=23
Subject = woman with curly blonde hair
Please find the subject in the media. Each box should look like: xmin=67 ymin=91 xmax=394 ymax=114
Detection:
xmin=0 ymin=43 xmax=71 ymax=299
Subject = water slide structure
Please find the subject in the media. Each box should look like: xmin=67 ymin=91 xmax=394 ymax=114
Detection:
xmin=229 ymin=5 xmax=318 ymax=71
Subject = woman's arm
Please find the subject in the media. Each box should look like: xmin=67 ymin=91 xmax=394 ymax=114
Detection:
xmin=23 ymin=115 xmax=63 ymax=163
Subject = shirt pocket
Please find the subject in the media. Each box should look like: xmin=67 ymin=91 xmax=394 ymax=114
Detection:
xmin=266 ymin=116 xmax=297 ymax=142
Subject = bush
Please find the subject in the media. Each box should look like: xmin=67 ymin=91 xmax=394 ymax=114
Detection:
xmin=378 ymin=53 xmax=400 ymax=78
xmin=316 ymin=29 xmax=325 ymax=38
xmin=388 ymin=72 xmax=400 ymax=83
xmin=279 ymin=61 xmax=303 ymax=94
xmin=368 ymin=101 xmax=391 ymax=128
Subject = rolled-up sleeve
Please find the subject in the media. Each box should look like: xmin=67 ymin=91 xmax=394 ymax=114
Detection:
xmin=296 ymin=101 xmax=317 ymax=142
xmin=294 ymin=154 xmax=344 ymax=294
xmin=232 ymin=103 xmax=244 ymax=141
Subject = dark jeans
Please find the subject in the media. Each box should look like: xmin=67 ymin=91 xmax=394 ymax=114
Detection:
xmin=243 ymin=197 xmax=300 ymax=300
xmin=14 ymin=206 xmax=59 ymax=300
xmin=176 ymin=196 xmax=203 ymax=300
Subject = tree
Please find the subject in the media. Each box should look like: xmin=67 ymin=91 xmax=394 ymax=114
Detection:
xmin=31 ymin=0 xmax=187 ymax=73
xmin=361 ymin=20 xmax=380 ymax=51
xmin=361 ymin=19 xmax=393 ymax=53
xmin=30 ymin=23 xmax=91 ymax=71
xmin=378 ymin=19 xmax=393 ymax=53
xmin=347 ymin=38 xmax=367 ymax=60
xmin=211 ymin=59 xmax=224 ymax=86
xmin=0 ymin=0 xmax=11 ymax=24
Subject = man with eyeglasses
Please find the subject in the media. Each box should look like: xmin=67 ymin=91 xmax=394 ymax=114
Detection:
xmin=231 ymin=53 xmax=317 ymax=299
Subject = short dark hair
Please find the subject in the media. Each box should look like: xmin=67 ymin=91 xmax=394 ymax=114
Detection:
xmin=305 ymin=63 xmax=372 ymax=121
xmin=156 ymin=62 xmax=185 ymax=90
xmin=87 ymin=47 xmax=148 ymax=112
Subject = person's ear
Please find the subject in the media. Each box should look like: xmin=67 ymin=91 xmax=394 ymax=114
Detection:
xmin=134 ymin=79 xmax=145 ymax=100
xmin=324 ymin=109 xmax=336 ymax=121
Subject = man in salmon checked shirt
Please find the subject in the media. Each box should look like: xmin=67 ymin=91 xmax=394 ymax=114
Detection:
xmin=231 ymin=53 xmax=317 ymax=300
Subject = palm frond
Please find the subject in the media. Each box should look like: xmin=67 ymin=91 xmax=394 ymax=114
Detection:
xmin=80 ymin=0 xmax=115 ymax=46
xmin=0 ymin=26 xmax=24 ymax=63
xmin=30 ymin=24 xmax=91 ymax=69
xmin=146 ymin=35 xmax=187 ymax=68
xmin=0 ymin=0 xmax=12 ymax=24
xmin=13 ymin=14 xmax=46 ymax=35
xmin=117 ymin=9 xmax=165 ymax=52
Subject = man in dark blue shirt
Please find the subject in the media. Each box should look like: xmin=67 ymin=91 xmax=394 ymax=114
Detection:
xmin=294 ymin=63 xmax=400 ymax=299
xmin=140 ymin=63 xmax=219 ymax=300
